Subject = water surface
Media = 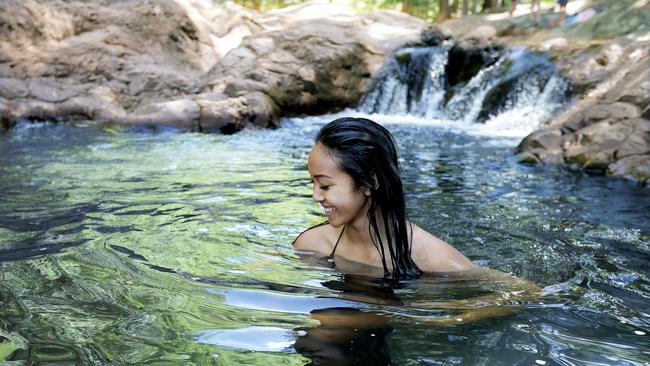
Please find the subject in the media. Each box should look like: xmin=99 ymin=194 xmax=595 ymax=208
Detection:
xmin=0 ymin=115 xmax=648 ymax=365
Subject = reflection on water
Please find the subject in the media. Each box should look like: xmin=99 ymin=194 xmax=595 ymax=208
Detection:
xmin=0 ymin=117 xmax=649 ymax=365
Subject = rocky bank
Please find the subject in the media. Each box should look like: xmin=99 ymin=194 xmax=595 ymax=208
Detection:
xmin=447 ymin=0 xmax=649 ymax=185
xmin=493 ymin=0 xmax=649 ymax=184
xmin=0 ymin=0 xmax=426 ymax=132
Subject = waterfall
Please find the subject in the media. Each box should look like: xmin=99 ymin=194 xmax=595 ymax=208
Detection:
xmin=358 ymin=45 xmax=570 ymax=131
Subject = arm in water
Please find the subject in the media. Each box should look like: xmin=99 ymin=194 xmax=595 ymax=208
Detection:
xmin=405 ymin=267 xmax=542 ymax=325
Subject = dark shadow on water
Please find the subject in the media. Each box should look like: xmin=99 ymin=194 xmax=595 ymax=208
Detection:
xmin=0 ymin=237 xmax=91 ymax=262
xmin=294 ymin=307 xmax=393 ymax=366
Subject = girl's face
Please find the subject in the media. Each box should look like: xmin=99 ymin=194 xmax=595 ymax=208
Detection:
xmin=308 ymin=143 xmax=370 ymax=228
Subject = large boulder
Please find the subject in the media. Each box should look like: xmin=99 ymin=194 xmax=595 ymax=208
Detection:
xmin=516 ymin=43 xmax=650 ymax=184
xmin=204 ymin=4 xmax=427 ymax=115
xmin=0 ymin=0 xmax=427 ymax=132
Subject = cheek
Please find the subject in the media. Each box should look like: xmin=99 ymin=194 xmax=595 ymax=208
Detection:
xmin=348 ymin=191 xmax=369 ymax=212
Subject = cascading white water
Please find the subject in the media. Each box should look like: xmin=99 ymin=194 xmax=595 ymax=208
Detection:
xmin=358 ymin=45 xmax=570 ymax=135
xmin=361 ymin=47 xmax=450 ymax=117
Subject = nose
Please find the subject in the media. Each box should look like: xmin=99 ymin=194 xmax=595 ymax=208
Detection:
xmin=312 ymin=186 xmax=324 ymax=202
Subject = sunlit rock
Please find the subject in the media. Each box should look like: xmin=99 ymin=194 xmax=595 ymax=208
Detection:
xmin=0 ymin=0 xmax=426 ymax=131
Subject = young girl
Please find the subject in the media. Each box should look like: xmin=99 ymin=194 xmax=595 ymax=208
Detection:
xmin=293 ymin=117 xmax=474 ymax=277
xmin=293 ymin=118 xmax=540 ymax=346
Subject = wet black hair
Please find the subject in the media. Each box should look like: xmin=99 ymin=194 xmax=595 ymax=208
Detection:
xmin=315 ymin=117 xmax=422 ymax=278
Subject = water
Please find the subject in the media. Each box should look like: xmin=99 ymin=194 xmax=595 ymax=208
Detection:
xmin=0 ymin=114 xmax=648 ymax=365
xmin=360 ymin=46 xmax=570 ymax=126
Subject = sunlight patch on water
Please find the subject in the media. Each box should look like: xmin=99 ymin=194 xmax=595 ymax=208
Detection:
xmin=195 ymin=326 xmax=297 ymax=352
xmin=208 ymin=288 xmax=361 ymax=314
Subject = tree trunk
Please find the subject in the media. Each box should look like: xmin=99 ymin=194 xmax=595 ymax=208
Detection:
xmin=402 ymin=0 xmax=413 ymax=14
xmin=438 ymin=0 xmax=450 ymax=20
xmin=462 ymin=0 xmax=469 ymax=15
xmin=482 ymin=0 xmax=493 ymax=13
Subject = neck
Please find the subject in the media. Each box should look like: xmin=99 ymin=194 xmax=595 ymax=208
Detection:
xmin=343 ymin=216 xmax=373 ymax=248
xmin=343 ymin=206 xmax=388 ymax=254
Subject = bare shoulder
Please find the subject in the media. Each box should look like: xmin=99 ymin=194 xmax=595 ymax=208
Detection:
xmin=293 ymin=223 xmax=340 ymax=255
xmin=410 ymin=223 xmax=474 ymax=272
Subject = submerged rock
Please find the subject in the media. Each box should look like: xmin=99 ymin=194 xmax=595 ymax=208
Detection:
xmin=0 ymin=0 xmax=426 ymax=132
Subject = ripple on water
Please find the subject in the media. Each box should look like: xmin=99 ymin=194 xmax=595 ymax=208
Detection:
xmin=0 ymin=120 xmax=649 ymax=365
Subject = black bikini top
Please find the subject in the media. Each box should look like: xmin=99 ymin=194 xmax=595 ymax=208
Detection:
xmin=328 ymin=226 xmax=345 ymax=258
xmin=293 ymin=221 xmax=345 ymax=261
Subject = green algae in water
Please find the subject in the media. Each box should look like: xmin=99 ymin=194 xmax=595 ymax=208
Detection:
xmin=0 ymin=340 xmax=17 ymax=361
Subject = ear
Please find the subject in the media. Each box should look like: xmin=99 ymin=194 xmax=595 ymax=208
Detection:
xmin=361 ymin=186 xmax=371 ymax=197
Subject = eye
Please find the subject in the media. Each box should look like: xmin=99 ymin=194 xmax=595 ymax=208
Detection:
xmin=320 ymin=185 xmax=331 ymax=191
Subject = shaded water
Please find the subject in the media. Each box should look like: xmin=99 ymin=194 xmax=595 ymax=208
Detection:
xmin=0 ymin=114 xmax=648 ymax=365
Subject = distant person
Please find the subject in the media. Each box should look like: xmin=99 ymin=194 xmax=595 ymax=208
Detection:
xmin=557 ymin=0 xmax=568 ymax=23
xmin=549 ymin=0 xmax=569 ymax=26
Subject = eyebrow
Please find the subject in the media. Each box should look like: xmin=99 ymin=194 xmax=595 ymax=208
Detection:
xmin=313 ymin=174 xmax=333 ymax=179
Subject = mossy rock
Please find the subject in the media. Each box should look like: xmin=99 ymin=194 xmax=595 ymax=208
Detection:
xmin=629 ymin=170 xmax=650 ymax=183
xmin=566 ymin=154 xmax=609 ymax=173
xmin=565 ymin=153 xmax=593 ymax=167
xmin=477 ymin=77 xmax=516 ymax=122
xmin=396 ymin=51 xmax=412 ymax=65
xmin=516 ymin=152 xmax=539 ymax=165
xmin=445 ymin=46 xmax=494 ymax=87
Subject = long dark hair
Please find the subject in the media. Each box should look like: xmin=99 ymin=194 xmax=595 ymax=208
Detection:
xmin=316 ymin=117 xmax=421 ymax=278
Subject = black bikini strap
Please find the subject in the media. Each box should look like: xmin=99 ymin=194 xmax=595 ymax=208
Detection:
xmin=329 ymin=226 xmax=345 ymax=257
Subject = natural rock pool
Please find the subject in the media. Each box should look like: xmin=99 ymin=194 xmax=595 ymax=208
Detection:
xmin=0 ymin=113 xmax=648 ymax=365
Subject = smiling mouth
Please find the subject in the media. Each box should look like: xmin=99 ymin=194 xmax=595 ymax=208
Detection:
xmin=323 ymin=207 xmax=335 ymax=214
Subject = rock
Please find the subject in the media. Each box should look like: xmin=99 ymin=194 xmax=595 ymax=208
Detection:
xmin=243 ymin=92 xmax=280 ymax=129
xmin=28 ymin=78 xmax=82 ymax=103
xmin=0 ymin=0 xmax=426 ymax=130
xmin=420 ymin=25 xmax=450 ymax=46
xmin=196 ymin=98 xmax=244 ymax=133
xmin=460 ymin=25 xmax=497 ymax=47
xmin=127 ymin=99 xmax=200 ymax=129
xmin=445 ymin=45 xmax=499 ymax=88
xmin=616 ymin=118 xmax=650 ymax=156
xmin=568 ymin=0 xmax=650 ymax=38
xmin=563 ymin=119 xmax=635 ymax=171
xmin=0 ymin=78 xmax=30 ymax=99
xmin=517 ymin=41 xmax=650 ymax=184
xmin=195 ymin=92 xmax=278 ymax=133
xmin=583 ymin=102 xmax=639 ymax=124
xmin=515 ymin=128 xmax=564 ymax=164
xmin=540 ymin=37 xmax=569 ymax=51
xmin=608 ymin=155 xmax=650 ymax=185
xmin=205 ymin=6 xmax=427 ymax=116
